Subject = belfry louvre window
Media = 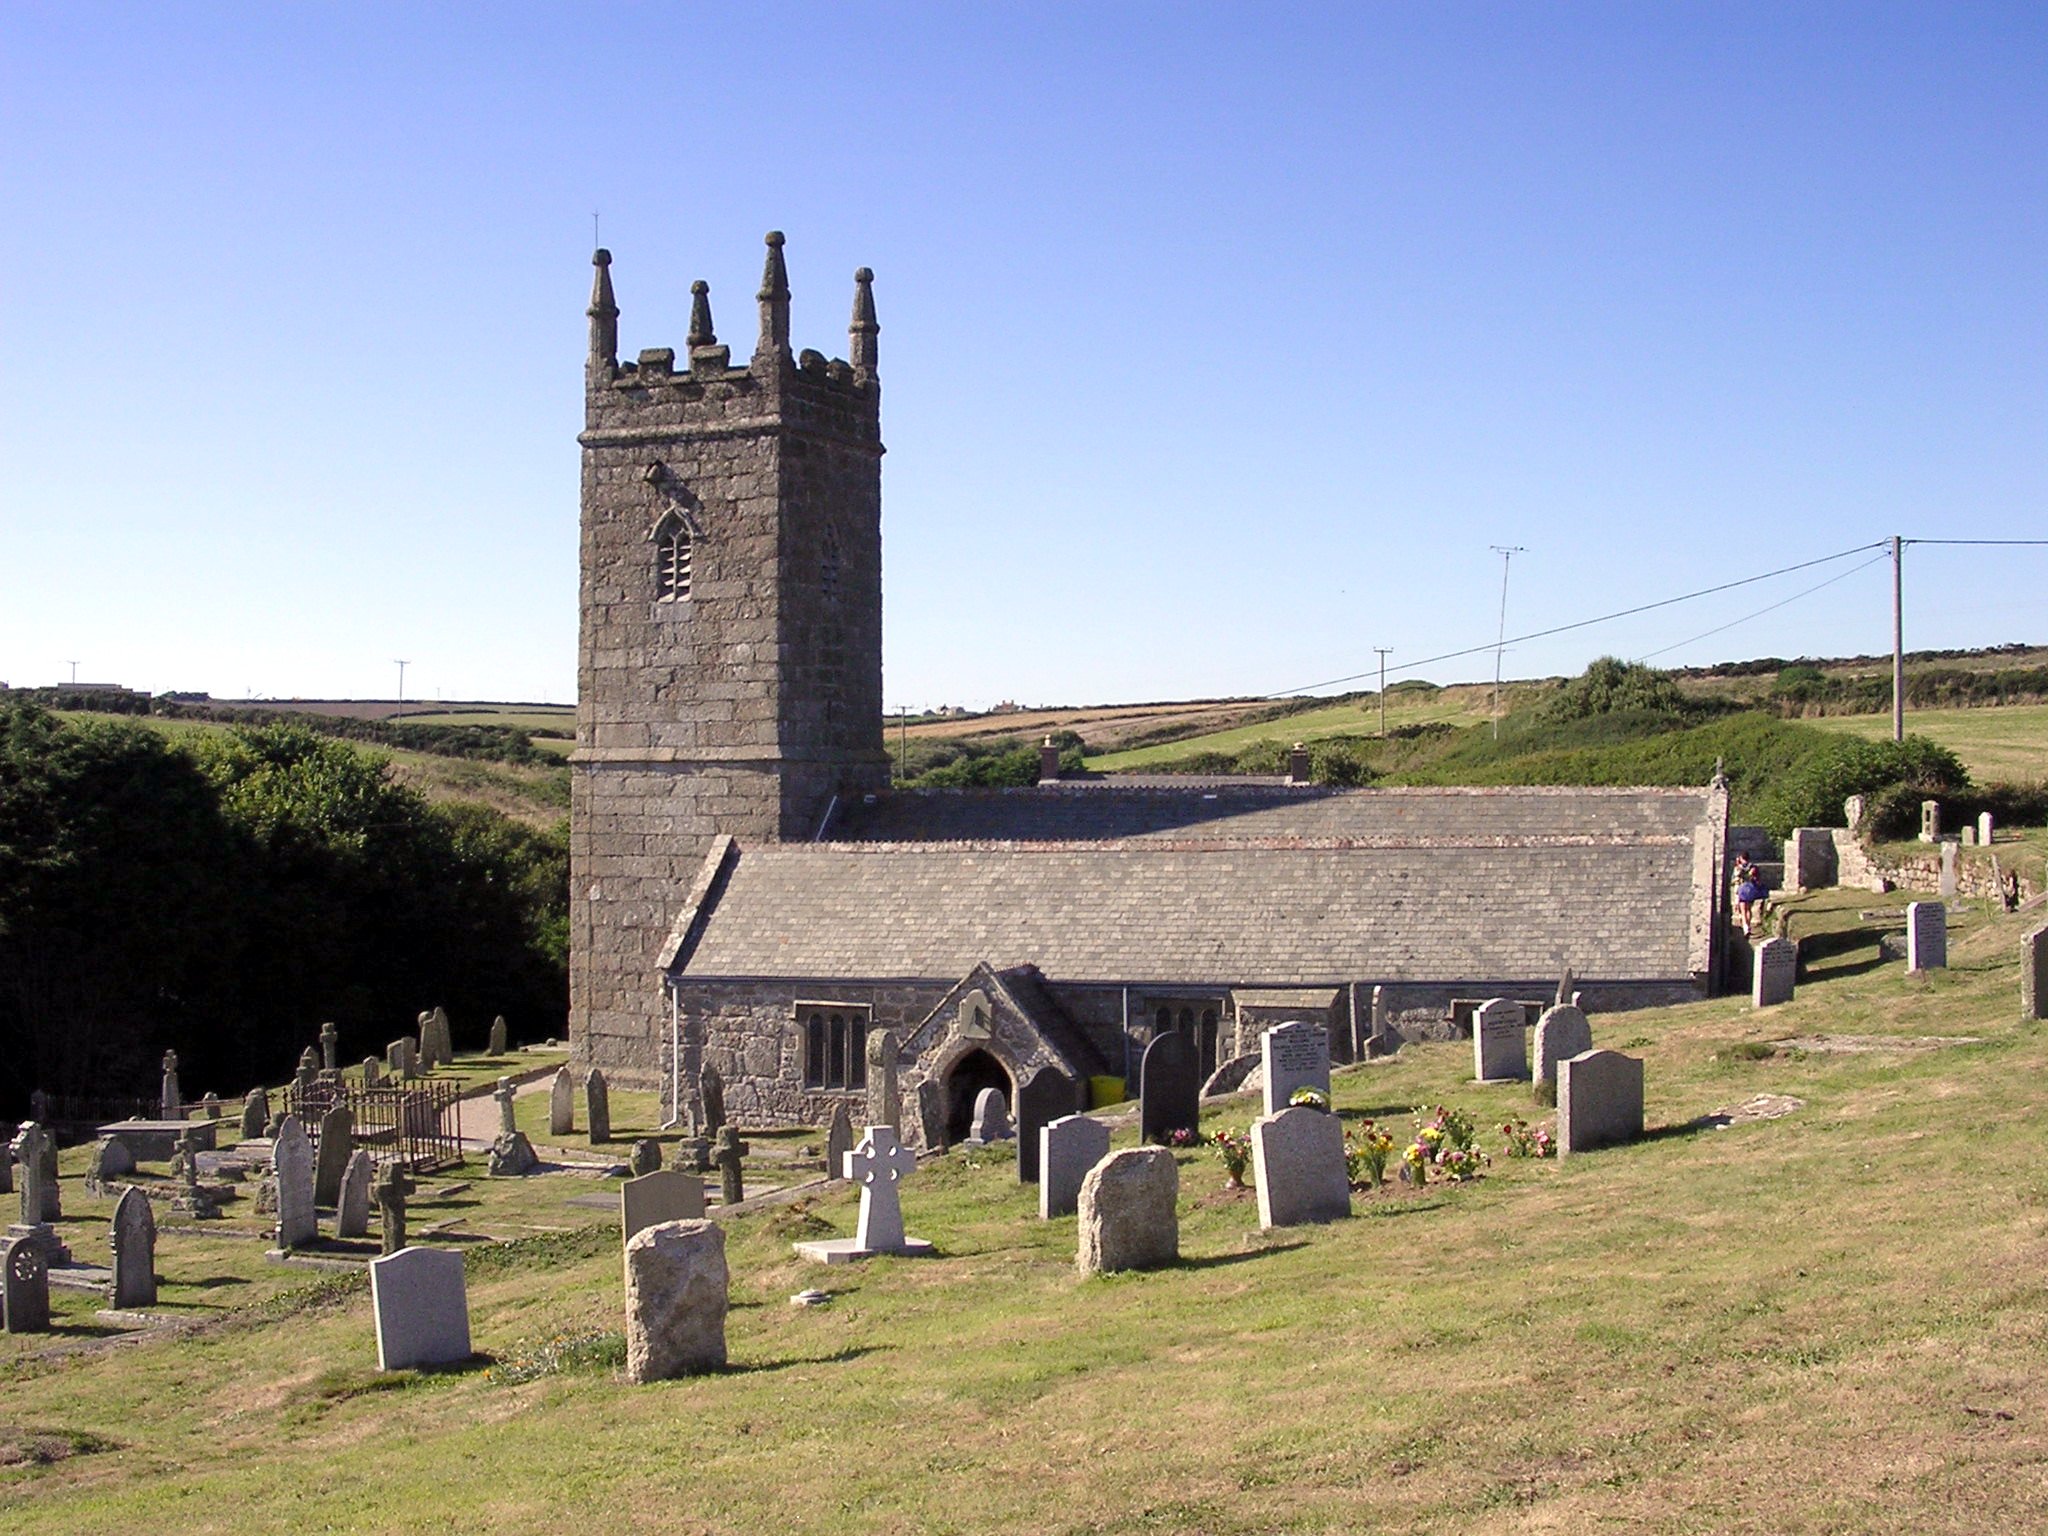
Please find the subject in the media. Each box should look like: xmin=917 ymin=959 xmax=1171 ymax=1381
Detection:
xmin=819 ymin=525 xmax=842 ymax=603
xmin=801 ymin=1004 xmax=869 ymax=1090
xmin=655 ymin=516 xmax=692 ymax=602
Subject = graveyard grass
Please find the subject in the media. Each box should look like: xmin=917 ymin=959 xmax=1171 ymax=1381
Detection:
xmin=7 ymin=895 xmax=2048 ymax=1533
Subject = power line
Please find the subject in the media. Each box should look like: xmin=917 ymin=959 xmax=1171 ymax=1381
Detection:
xmin=1634 ymin=551 xmax=1893 ymax=662
xmin=1268 ymin=539 xmax=1889 ymax=698
xmin=1903 ymin=538 xmax=2048 ymax=546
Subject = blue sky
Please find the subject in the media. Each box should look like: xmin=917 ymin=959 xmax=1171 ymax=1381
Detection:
xmin=3 ymin=3 xmax=2043 ymax=707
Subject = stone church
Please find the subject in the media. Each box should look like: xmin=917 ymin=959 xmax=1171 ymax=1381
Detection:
xmin=571 ymin=234 xmax=1732 ymax=1146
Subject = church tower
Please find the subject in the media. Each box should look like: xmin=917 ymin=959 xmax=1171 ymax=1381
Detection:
xmin=572 ymin=233 xmax=888 ymax=1080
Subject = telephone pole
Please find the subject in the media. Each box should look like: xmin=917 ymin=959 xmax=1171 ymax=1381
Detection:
xmin=1490 ymin=546 xmax=1525 ymax=739
xmin=1890 ymin=535 xmax=1904 ymax=743
xmin=394 ymin=659 xmax=409 ymax=721
xmin=1373 ymin=648 xmax=1393 ymax=736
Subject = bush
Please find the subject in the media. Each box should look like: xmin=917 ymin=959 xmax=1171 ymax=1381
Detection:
xmin=1544 ymin=658 xmax=1690 ymax=723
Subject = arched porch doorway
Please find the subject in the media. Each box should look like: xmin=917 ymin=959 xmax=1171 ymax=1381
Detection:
xmin=944 ymin=1048 xmax=1013 ymax=1144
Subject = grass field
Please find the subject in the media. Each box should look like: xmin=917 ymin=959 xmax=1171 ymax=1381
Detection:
xmin=1809 ymin=704 xmax=2048 ymax=782
xmin=1084 ymin=685 xmax=1512 ymax=771
xmin=7 ymin=887 xmax=2048 ymax=1532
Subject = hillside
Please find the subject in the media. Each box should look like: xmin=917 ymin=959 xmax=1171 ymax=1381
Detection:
xmin=5 ymin=887 xmax=2046 ymax=1532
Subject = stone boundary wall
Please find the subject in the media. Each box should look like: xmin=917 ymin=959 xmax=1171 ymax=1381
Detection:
xmin=1828 ymin=828 xmax=2042 ymax=904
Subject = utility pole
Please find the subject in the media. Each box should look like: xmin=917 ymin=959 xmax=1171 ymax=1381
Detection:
xmin=1890 ymin=535 xmax=1904 ymax=743
xmin=1373 ymin=648 xmax=1393 ymax=736
xmin=64 ymin=660 xmax=78 ymax=685
xmin=1490 ymin=546 xmax=1525 ymax=739
xmin=394 ymin=659 xmax=409 ymax=721
xmin=896 ymin=706 xmax=909 ymax=780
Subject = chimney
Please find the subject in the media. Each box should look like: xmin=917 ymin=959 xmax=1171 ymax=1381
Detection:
xmin=1039 ymin=737 xmax=1062 ymax=783
xmin=1287 ymin=743 xmax=1311 ymax=783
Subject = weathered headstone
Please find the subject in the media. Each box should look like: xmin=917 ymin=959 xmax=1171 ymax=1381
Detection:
xmin=1532 ymin=1003 xmax=1594 ymax=1086
xmin=1939 ymin=840 xmax=1959 ymax=899
xmin=170 ymin=1124 xmax=221 ymax=1219
xmin=160 ymin=1049 xmax=182 ymax=1119
xmin=967 ymin=1087 xmax=1012 ymax=1144
xmin=672 ymin=1134 xmax=711 ymax=1174
xmin=240 ymin=1088 xmax=268 ymax=1141
xmin=1472 ymin=997 xmax=1527 ymax=1082
xmin=794 ymin=1126 xmax=933 ymax=1262
xmin=387 ymin=1039 xmax=410 ymax=1078
xmin=865 ymin=1029 xmax=900 ymax=1131
xmin=1039 ymin=1114 xmax=1111 ymax=1219
xmin=319 ymin=1020 xmax=340 ymax=1072
xmin=488 ymin=1015 xmax=508 ymax=1056
xmin=492 ymin=1078 xmax=518 ymax=1139
xmin=487 ymin=1128 xmax=539 ymax=1176
xmin=1907 ymin=900 xmax=1948 ymax=972
xmin=1919 ymin=800 xmax=1941 ymax=842
xmin=1250 ymin=1105 xmax=1351 ymax=1229
xmin=624 ymin=1219 xmax=727 ymax=1381
xmin=336 ymin=1150 xmax=374 ymax=1239
xmin=1557 ymin=1049 xmax=1645 ymax=1156
xmin=824 ymin=1103 xmax=854 ymax=1179
xmin=1015 ymin=1067 xmax=1078 ymax=1183
xmin=585 ymin=1069 xmax=611 ymax=1145
xmin=1077 ymin=1146 xmax=1179 ymax=1275
xmin=1260 ymin=1020 xmax=1331 ymax=1115
xmin=375 ymin=1161 xmax=415 ymax=1256
xmin=362 ymin=1056 xmax=382 ymax=1088
xmin=110 ymin=1185 xmax=157 ymax=1308
xmin=1139 ymin=1031 xmax=1199 ymax=1144
xmin=294 ymin=1047 xmax=319 ymax=1093
xmin=629 ymin=1138 xmax=663 ymax=1177
xmin=914 ymin=1078 xmax=948 ymax=1152
xmin=1752 ymin=938 xmax=1797 ymax=1007
xmin=272 ymin=1115 xmax=317 ymax=1249
xmin=11 ymin=1122 xmax=57 ymax=1225
xmin=83 ymin=1137 xmax=135 ymax=1196
xmin=621 ymin=1168 xmax=706 ymax=1245
xmin=712 ymin=1126 xmax=748 ymax=1206
xmin=2023 ymin=923 xmax=2048 ymax=1022
xmin=699 ymin=1065 xmax=726 ymax=1136
xmin=371 ymin=1246 xmax=471 ymax=1371
xmin=1979 ymin=811 xmax=1995 ymax=847
xmin=421 ymin=1006 xmax=454 ymax=1067
xmin=3 ymin=1235 xmax=50 ymax=1333
xmin=1961 ymin=825 xmax=1977 ymax=847
xmin=314 ymin=1104 xmax=354 ymax=1206
xmin=549 ymin=1065 xmax=574 ymax=1136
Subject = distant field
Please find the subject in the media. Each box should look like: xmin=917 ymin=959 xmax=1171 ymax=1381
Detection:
xmin=231 ymin=699 xmax=574 ymax=724
xmin=389 ymin=707 xmax=575 ymax=732
xmin=1809 ymin=704 xmax=2048 ymax=782
xmin=1085 ymin=684 xmax=1518 ymax=770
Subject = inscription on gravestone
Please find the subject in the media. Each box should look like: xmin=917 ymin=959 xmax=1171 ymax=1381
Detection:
xmin=1906 ymin=900 xmax=1947 ymax=972
xmin=1260 ymin=1021 xmax=1331 ymax=1116
xmin=1752 ymin=938 xmax=1797 ymax=1008
xmin=1251 ymin=1105 xmax=1351 ymax=1229
xmin=1472 ymin=998 xmax=1528 ymax=1082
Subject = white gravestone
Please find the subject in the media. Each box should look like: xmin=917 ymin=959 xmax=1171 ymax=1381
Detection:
xmin=370 ymin=1246 xmax=471 ymax=1371
xmin=621 ymin=1169 xmax=706 ymax=1246
xmin=1979 ymin=811 xmax=1994 ymax=847
xmin=1472 ymin=998 xmax=1527 ymax=1082
xmin=1039 ymin=1114 xmax=1111 ymax=1221
xmin=272 ymin=1115 xmax=317 ymax=1250
xmin=1752 ymin=938 xmax=1797 ymax=1007
xmin=1939 ymin=840 xmax=1959 ymax=898
xmin=1532 ymin=1004 xmax=1592 ymax=1087
xmin=1557 ymin=1049 xmax=1644 ymax=1156
xmin=1260 ymin=1021 xmax=1331 ymax=1116
xmin=793 ymin=1126 xmax=934 ymax=1263
xmin=624 ymin=1219 xmax=727 ymax=1382
xmin=1250 ymin=1106 xmax=1351 ymax=1229
xmin=1907 ymin=900 xmax=1947 ymax=972
xmin=968 ymin=1088 xmax=1012 ymax=1143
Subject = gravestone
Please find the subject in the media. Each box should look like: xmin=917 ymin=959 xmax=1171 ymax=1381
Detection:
xmin=487 ymin=1128 xmax=539 ymax=1177
xmin=376 ymin=1162 xmax=415 ymax=1256
xmin=1939 ymin=840 xmax=1959 ymax=899
xmin=336 ymin=1150 xmax=374 ymax=1238
xmin=387 ymin=1039 xmax=409 ymax=1078
xmin=1752 ymin=938 xmax=1797 ymax=1007
xmin=824 ymin=1103 xmax=854 ymax=1179
xmin=1532 ymin=1003 xmax=1593 ymax=1092
xmin=84 ymin=1137 xmax=134 ymax=1196
xmin=273 ymin=1115 xmax=317 ymax=1248
xmin=425 ymin=1007 xmax=454 ymax=1067
xmin=0 ymin=1143 xmax=9 ymax=1197
xmin=2022 ymin=923 xmax=2048 ymax=1022
xmin=1138 ymin=1031 xmax=1199 ymax=1144
xmin=362 ymin=1056 xmax=382 ymax=1088
xmin=699 ymin=1065 xmax=726 ymax=1136
xmin=319 ymin=1020 xmax=339 ymax=1072
xmin=2 ymin=1235 xmax=50 ymax=1334
xmin=1979 ymin=811 xmax=1995 ymax=847
xmin=314 ymin=1104 xmax=354 ymax=1206
xmin=793 ymin=1125 xmax=933 ymax=1262
xmin=1557 ymin=1049 xmax=1645 ymax=1156
xmin=294 ymin=1047 xmax=319 ymax=1093
xmin=488 ymin=1015 xmax=508 ymax=1056
xmin=1260 ymin=1020 xmax=1331 ymax=1115
xmin=160 ymin=1049 xmax=182 ymax=1118
xmin=371 ymin=1246 xmax=472 ymax=1371
xmin=11 ymin=1122 xmax=58 ymax=1225
xmin=968 ymin=1087 xmax=1012 ymax=1144
xmin=629 ymin=1138 xmax=663 ymax=1177
xmin=1919 ymin=800 xmax=1941 ymax=842
xmin=672 ymin=1134 xmax=711 ymax=1174
xmin=1472 ymin=997 xmax=1528 ymax=1082
xmin=1554 ymin=966 xmax=1575 ymax=1009
xmin=110 ymin=1185 xmax=157 ymax=1308
xmin=1907 ymin=900 xmax=1947 ymax=972
xmin=1015 ymin=1067 xmax=1078 ymax=1184
xmin=1961 ymin=825 xmax=1977 ymax=847
xmin=621 ymin=1168 xmax=706 ymax=1245
xmin=1039 ymin=1114 xmax=1111 ymax=1220
xmin=624 ymin=1219 xmax=727 ymax=1381
xmin=915 ymin=1079 xmax=949 ymax=1153
xmin=1368 ymin=982 xmax=1393 ymax=1056
xmin=585 ymin=1068 xmax=611 ymax=1144
xmin=1787 ymin=828 xmax=1838 ymax=892
xmin=712 ymin=1126 xmax=748 ymax=1206
xmin=549 ymin=1065 xmax=575 ymax=1136
xmin=1077 ymin=1147 xmax=1178 ymax=1274
xmin=865 ymin=1029 xmax=900 ymax=1131
xmin=1250 ymin=1105 xmax=1351 ymax=1229
xmin=199 ymin=1092 xmax=221 ymax=1120
xmin=170 ymin=1124 xmax=221 ymax=1219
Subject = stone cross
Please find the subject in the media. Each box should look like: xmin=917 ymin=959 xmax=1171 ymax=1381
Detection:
xmin=847 ymin=1125 xmax=918 ymax=1252
xmin=375 ymin=1161 xmax=416 ymax=1256
xmin=865 ymin=1029 xmax=901 ymax=1131
xmin=712 ymin=1126 xmax=748 ymax=1207
xmin=160 ymin=1049 xmax=182 ymax=1118
xmin=493 ymin=1077 xmax=518 ymax=1139
xmin=11 ymin=1123 xmax=55 ymax=1226
xmin=319 ymin=1020 xmax=339 ymax=1071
